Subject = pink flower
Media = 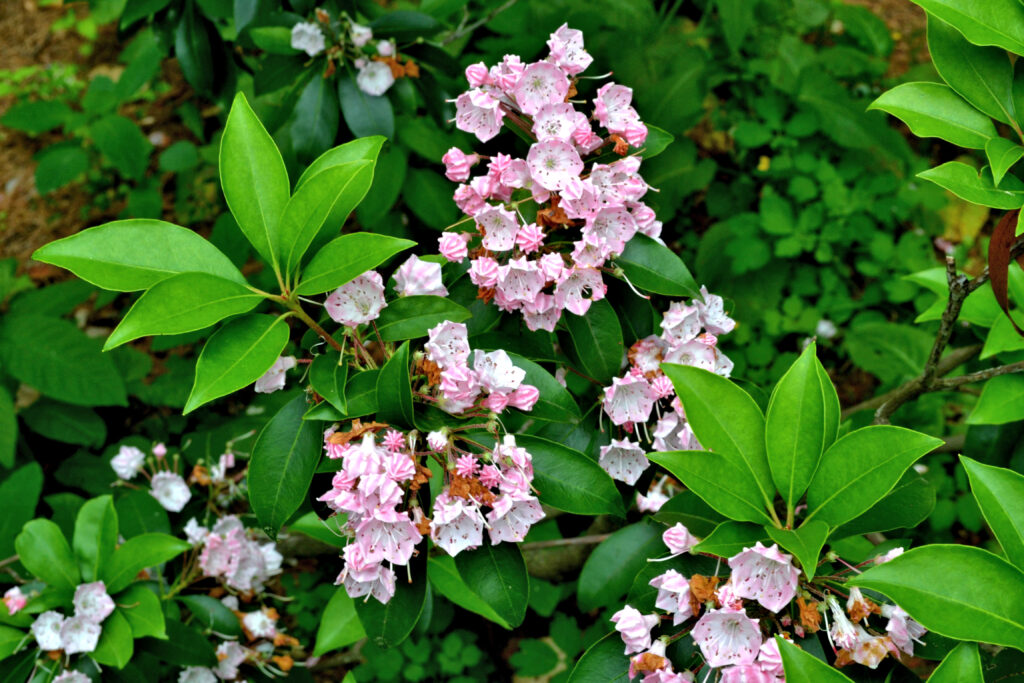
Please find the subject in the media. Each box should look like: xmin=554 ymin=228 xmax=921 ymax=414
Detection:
xmin=382 ymin=429 xmax=406 ymax=452
xmin=691 ymin=607 xmax=762 ymax=668
xmin=594 ymin=83 xmax=641 ymax=134
xmin=515 ymin=222 xmax=545 ymax=253
xmin=394 ymin=255 xmax=447 ymax=297
xmin=598 ymin=438 xmax=649 ymax=485
xmin=650 ymin=375 xmax=675 ymax=399
xmin=454 ymin=183 xmax=487 ymax=215
xmin=476 ymin=205 xmax=520 ymax=252
xmin=555 ymin=267 xmax=606 ymax=316
xmin=850 ymin=626 xmax=894 ymax=668
xmin=150 ymin=472 xmax=191 ymax=512
xmin=828 ymin=595 xmax=858 ymax=650
xmin=487 ymin=494 xmax=544 ymax=543
xmin=546 ymin=24 xmax=593 ymax=75
xmin=527 ymin=139 xmax=584 ymax=191
xmin=512 ymin=62 xmax=569 ymax=115
xmin=350 ymin=23 xmax=372 ymax=47
xmin=603 ymin=374 xmax=657 ymax=426
xmin=111 ymin=445 xmax=146 ymax=480
xmin=243 ymin=608 xmax=278 ymax=638
xmin=214 ymin=641 xmax=250 ymax=680
xmin=873 ymin=547 xmax=904 ymax=564
xmin=489 ymin=54 xmax=525 ymax=91
xmin=508 ymin=384 xmax=540 ymax=411
xmin=455 ymin=454 xmax=478 ymax=477
xmin=355 ymin=509 xmax=420 ymax=565
xmin=73 ymin=581 xmax=114 ymax=624
xmin=696 ymin=286 xmax=736 ymax=335
xmin=522 ymin=293 xmax=562 ymax=332
xmin=425 ymin=321 xmax=471 ymax=370
xmin=533 ymin=102 xmax=588 ymax=142
xmin=439 ymin=365 xmax=481 ymax=413
xmin=469 ymin=256 xmax=500 ymax=288
xmin=663 ymin=339 xmax=719 ymax=374
xmin=465 ymin=62 xmax=491 ymax=87
xmin=356 ymin=60 xmax=395 ymax=96
xmin=473 ymin=349 xmax=526 ymax=393
xmin=650 ymin=569 xmax=693 ymax=625
xmin=53 ymin=673 xmax=91 ymax=683
xmin=882 ymin=604 xmax=926 ymax=655
xmin=442 ymin=148 xmax=479 ymax=182
xmin=610 ymin=605 xmax=660 ymax=655
xmin=720 ymin=665 xmax=778 ymax=683
xmin=756 ymin=636 xmax=786 ymax=677
xmin=455 ymin=89 xmax=504 ymax=142
xmin=661 ymin=302 xmax=702 ymax=344
xmin=3 ymin=587 xmax=26 ymax=615
xmin=586 ymin=207 xmax=638 ymax=254
xmin=326 ymin=271 xmax=387 ymax=327
xmin=254 ymin=355 xmax=297 ymax=394
xmin=430 ymin=492 xmax=485 ymax=556
xmin=625 ymin=120 xmax=649 ymax=147
xmin=538 ymin=253 xmax=565 ymax=281
xmin=663 ymin=523 xmax=699 ymax=556
xmin=482 ymin=391 xmax=510 ymax=413
xmin=497 ymin=257 xmax=546 ymax=304
xmin=652 ymin=410 xmax=700 ymax=452
xmin=438 ymin=232 xmax=471 ymax=262
xmin=727 ymin=543 xmax=800 ymax=613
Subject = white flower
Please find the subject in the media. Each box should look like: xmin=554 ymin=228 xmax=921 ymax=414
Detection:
xmin=254 ymin=355 xmax=296 ymax=394
xmin=430 ymin=493 xmax=485 ymax=556
xmin=472 ymin=349 xmax=526 ymax=394
xmin=325 ymin=271 xmax=387 ymax=327
xmin=73 ymin=581 xmax=114 ymax=624
xmin=290 ymin=22 xmax=325 ymax=57
xmin=31 ymin=610 xmax=65 ymax=651
xmin=598 ymin=438 xmax=649 ymax=485
xmin=393 ymin=255 xmax=447 ymax=297
xmin=425 ymin=321 xmax=470 ymax=370
xmin=150 ymin=472 xmax=192 ymax=512
xmin=60 ymin=615 xmax=102 ymax=654
xmin=350 ymin=22 xmax=372 ymax=47
xmin=356 ymin=60 xmax=395 ymax=96
xmin=184 ymin=518 xmax=209 ymax=546
xmin=178 ymin=668 xmax=218 ymax=683
xmin=242 ymin=608 xmax=277 ymax=639
xmin=602 ymin=374 xmax=656 ymax=426
xmin=111 ymin=445 xmax=146 ymax=480
xmin=53 ymin=673 xmax=91 ymax=683
xmin=691 ymin=607 xmax=762 ymax=668
xmin=377 ymin=40 xmax=395 ymax=57
xmin=214 ymin=641 xmax=249 ymax=680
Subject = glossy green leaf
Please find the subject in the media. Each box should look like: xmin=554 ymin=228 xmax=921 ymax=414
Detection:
xmin=961 ymin=456 xmax=1024 ymax=569
xmin=249 ymin=394 xmax=323 ymax=538
xmin=340 ymin=369 xmax=380 ymax=419
xmin=778 ymin=636 xmax=854 ymax=682
xmin=354 ymin=560 xmax=426 ymax=649
xmin=869 ymin=82 xmax=996 ymax=149
xmin=178 ymin=595 xmax=240 ymax=637
xmin=988 ymin=137 xmax=1024 ymax=187
xmin=174 ymin=4 xmax=213 ymax=93
xmin=766 ymin=520 xmax=829 ymax=580
xmin=850 ymin=544 xmax=1024 ymax=650
xmin=20 ymin=399 xmax=105 ymax=447
xmin=290 ymin=72 xmax=340 ymax=162
xmin=918 ymin=161 xmax=1024 ymax=209
xmin=31 ymin=219 xmax=245 ymax=291
xmin=616 ymin=234 xmax=699 ymax=296
xmin=376 ymin=341 xmax=415 ymax=428
xmin=294 ymin=233 xmax=415 ymax=295
xmin=692 ymin=521 xmax=770 ymax=558
xmin=370 ymin=10 xmax=442 ymax=40
xmin=640 ymin=125 xmax=674 ymax=159
xmin=766 ymin=343 xmax=836 ymax=510
xmin=662 ymin=364 xmax=775 ymax=511
xmin=138 ymin=618 xmax=217 ymax=666
xmin=831 ymin=476 xmax=936 ymax=539
xmin=219 ymin=92 xmax=290 ymax=268
xmin=73 ymin=495 xmax=118 ymax=583
xmin=804 ymin=426 xmax=943 ymax=528
xmin=567 ymin=632 xmax=630 ymax=683
xmin=35 ymin=145 xmax=88 ymax=194
xmin=500 ymin=353 xmax=579 ymax=423
xmin=118 ymin=584 xmax=166 ymax=639
xmin=967 ymin=373 xmax=1024 ymax=424
xmin=652 ymin=490 xmax=725 ymax=536
xmin=0 ymin=388 xmax=15 ymax=469
xmin=910 ymin=0 xmax=1024 ymax=55
xmin=314 ymin=587 xmax=366 ymax=656
xmin=105 ymin=273 xmax=262 ymax=349
xmin=15 ymin=519 xmax=78 ymax=591
xmin=650 ymin=451 xmax=775 ymax=525
xmin=0 ymin=625 xmax=26 ymax=662
xmin=510 ymin=435 xmax=625 ymax=517
xmin=184 ymin=314 xmax=290 ymax=414
xmin=115 ymin=489 xmax=170 ymax=538
xmin=286 ymin=511 xmax=347 ymax=549
xmin=564 ymin=298 xmax=624 ymax=384
xmin=338 ymin=75 xmax=394 ymax=139
xmin=578 ymin=520 xmax=665 ymax=612
xmin=928 ymin=15 xmax=1016 ymax=124
xmin=0 ymin=463 xmax=42 ymax=557
xmin=375 ymin=296 xmax=470 ymax=341
xmin=309 ymin=352 xmax=348 ymax=413
xmin=92 ymin=114 xmax=153 ymax=180
xmin=279 ymin=161 xmax=374 ymax=277
xmin=102 ymin=533 xmax=191 ymax=594
xmin=929 ymin=642 xmax=984 ymax=683
xmin=295 ymin=136 xmax=386 ymax=190
xmin=91 ymin=609 xmax=133 ymax=668
xmin=427 ymin=555 xmax=510 ymax=629
xmin=455 ymin=541 xmax=528 ymax=628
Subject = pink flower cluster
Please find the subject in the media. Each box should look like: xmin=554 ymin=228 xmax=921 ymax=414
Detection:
xmin=424 ymin=320 xmax=539 ymax=414
xmin=438 ymin=25 xmax=663 ymax=330
xmin=194 ymin=516 xmax=284 ymax=593
xmin=599 ymin=289 xmax=735 ymax=486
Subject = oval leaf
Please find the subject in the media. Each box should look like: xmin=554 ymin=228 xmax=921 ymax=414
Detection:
xmin=693 ymin=521 xmax=770 ymax=558
xmin=427 ymin=555 xmax=510 ymax=629
xmin=649 ymin=451 xmax=774 ymax=525
xmin=869 ymin=82 xmax=996 ymax=149
xmin=652 ymin=490 xmax=725 ymax=537
xmin=511 ymin=435 xmax=625 ymax=517
xmin=313 ymin=587 xmax=366 ymax=656
xmin=309 ymin=352 xmax=348 ymax=414
xmin=91 ymin=608 xmax=133 ymax=668
xmin=14 ymin=519 xmax=79 ymax=591
xmin=910 ymin=0 xmax=1024 ymax=55
xmin=375 ymin=295 xmax=470 ymax=341
xmin=376 ymin=341 xmax=416 ymax=429
xmin=354 ymin=556 xmax=426 ymax=649
xmin=72 ymin=495 xmax=118 ymax=583
xmin=766 ymin=520 xmax=829 ymax=580
xmin=455 ymin=540 xmax=529 ymax=628
xmin=102 ymin=533 xmax=191 ymax=594
xmin=918 ymin=161 xmax=1024 ymax=209
xmin=778 ymin=636 xmax=854 ymax=682
xmin=567 ymin=632 xmax=630 ymax=683
xmin=577 ymin=519 xmax=671 ymax=613
xmin=961 ymin=456 xmax=1024 ymax=570
xmin=831 ymin=475 xmax=936 ymax=539
xmin=616 ymin=234 xmax=699 ymax=297
xmin=117 ymin=584 xmax=166 ymax=639
xmin=563 ymin=298 xmax=624 ymax=384
xmin=178 ymin=594 xmax=241 ymax=637
xmin=930 ymin=642 xmax=984 ymax=683
xmin=294 ymin=233 xmax=415 ymax=295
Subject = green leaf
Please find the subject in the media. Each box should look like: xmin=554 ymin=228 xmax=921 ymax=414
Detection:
xmin=567 ymin=632 xmax=630 ymax=683
xmin=309 ymin=352 xmax=348 ymax=413
xmin=32 ymin=219 xmax=245 ymax=291
xmin=0 ymin=625 xmax=27 ymax=662
xmin=455 ymin=541 xmax=529 ymax=628
xmin=500 ymin=353 xmax=579 ymax=423
xmin=649 ymin=451 xmax=775 ymax=525
xmin=0 ymin=388 xmax=15 ymax=468
xmin=563 ymin=298 xmax=623 ymax=384
xmin=354 ymin=561 xmax=426 ymax=648
xmin=248 ymin=394 xmax=322 ymax=538
xmin=370 ymin=10 xmax=442 ymax=40
xmin=375 ymin=296 xmax=470 ymax=341
xmin=578 ymin=520 xmax=671 ymax=612
xmin=928 ymin=15 xmax=1016 ymax=125
xmin=929 ymin=642 xmax=984 ymax=683
xmin=342 ymin=369 xmax=379 ymax=418
xmin=35 ymin=145 xmax=88 ymax=194
xmin=178 ymin=595 xmax=240 ymax=637
xmin=290 ymin=72 xmax=340 ymax=163
xmin=219 ymin=92 xmax=290 ymax=269
xmin=105 ymin=273 xmax=262 ymax=349
xmin=766 ymin=520 xmax=829 ymax=580
xmin=989 ymin=137 xmax=1024 ymax=186
xmin=652 ymin=490 xmax=725 ymax=536
xmin=117 ymin=584 xmax=166 ymax=639
xmin=403 ymin=168 xmax=458 ymax=229
xmin=73 ymin=495 xmax=118 ymax=583
xmin=14 ymin=519 xmax=79 ymax=591
xmin=766 ymin=343 xmax=836 ymax=511
xmin=615 ymin=234 xmax=699 ymax=296
xmin=869 ymin=82 xmax=996 ymax=149
xmin=102 ymin=533 xmax=191 ymax=594
xmin=967 ymin=373 xmax=1024 ymax=424
xmin=294 ymin=233 xmax=415 ymax=295
xmin=314 ymin=587 xmax=366 ymax=656
xmin=20 ymin=399 xmax=105 ymax=448
xmin=805 ymin=426 xmax=942 ymax=528
xmin=778 ymin=636 xmax=854 ymax=682
xmin=509 ymin=435 xmax=625 ymax=517
xmin=158 ymin=141 xmax=199 ymax=173
xmin=0 ymin=463 xmax=42 ymax=557
xmin=138 ymin=619 xmax=216 ymax=666
xmin=174 ymin=3 xmax=213 ymax=93
xmin=919 ymin=161 xmax=1024 ymax=209
xmin=961 ymin=456 xmax=1024 ymax=570
xmin=640 ymin=125 xmax=674 ymax=159
xmin=0 ymin=100 xmax=70 ymax=134
xmin=279 ymin=161 xmax=374 ymax=277
xmin=114 ymin=489 xmax=169 ymax=538
xmin=91 ymin=608 xmax=134 ymax=668
xmin=295 ymin=136 xmax=386 ymax=190
xmin=427 ymin=555 xmax=510 ymax=629
xmin=850 ymin=544 xmax=1024 ymax=650
xmin=693 ymin=521 xmax=770 ymax=558
xmin=910 ymin=0 xmax=1024 ymax=55
xmin=184 ymin=314 xmax=290 ymax=414
xmin=338 ymin=75 xmax=394 ymax=139
xmin=91 ymin=114 xmax=153 ymax=180
xmin=662 ymin=364 xmax=775 ymax=511
xmin=249 ymin=26 xmax=299 ymax=54
xmin=831 ymin=476 xmax=936 ymax=539
xmin=376 ymin=341 xmax=415 ymax=428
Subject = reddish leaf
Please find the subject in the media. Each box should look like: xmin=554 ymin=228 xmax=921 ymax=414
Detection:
xmin=988 ymin=209 xmax=1024 ymax=338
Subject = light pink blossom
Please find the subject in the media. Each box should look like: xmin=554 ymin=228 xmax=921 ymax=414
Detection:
xmin=73 ymin=581 xmax=114 ymax=624
xmin=691 ymin=607 xmax=762 ymax=668
xmin=546 ymin=23 xmax=593 ymax=75
xmin=425 ymin=321 xmax=470 ymax=370
xmin=555 ymin=267 xmax=607 ymax=316
xmin=527 ymin=139 xmax=584 ymax=191
xmin=394 ymin=255 xmax=447 ymax=297
xmin=663 ymin=523 xmax=699 ymax=556
xmin=473 ymin=349 xmax=526 ymax=394
xmin=3 ymin=586 xmax=26 ymax=615
xmin=455 ymin=89 xmax=504 ymax=142
xmin=430 ymin=493 xmax=485 ymax=556
xmin=60 ymin=615 xmax=101 ymax=654
xmin=611 ymin=605 xmax=660 ymax=655
xmin=326 ymin=271 xmax=387 ymax=327
xmin=150 ymin=472 xmax=191 ymax=512
xmin=512 ymin=62 xmax=569 ymax=115
xmin=254 ymin=355 xmax=296 ymax=394
xmin=487 ymin=494 xmax=544 ymax=543
xmin=356 ymin=60 xmax=395 ymax=96
xmin=728 ymin=543 xmax=800 ymax=613
xmin=442 ymin=148 xmax=479 ymax=183
xmin=438 ymin=232 xmax=471 ymax=262
xmin=603 ymin=374 xmax=657 ymax=426
xmin=476 ymin=206 xmax=520 ymax=252
xmin=111 ymin=445 xmax=146 ymax=480
xmin=650 ymin=569 xmax=693 ymax=625
xmin=599 ymin=438 xmax=649 ymax=485
xmin=31 ymin=610 xmax=64 ymax=650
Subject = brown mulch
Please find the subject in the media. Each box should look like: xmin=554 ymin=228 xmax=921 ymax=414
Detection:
xmin=845 ymin=0 xmax=929 ymax=77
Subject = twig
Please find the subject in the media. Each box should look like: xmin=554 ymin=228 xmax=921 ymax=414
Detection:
xmin=933 ymin=360 xmax=1024 ymax=390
